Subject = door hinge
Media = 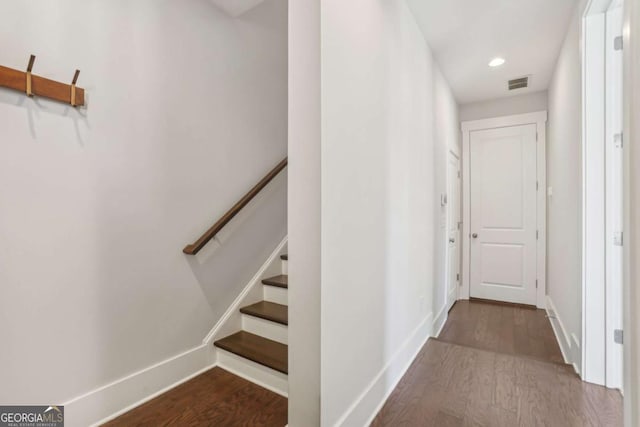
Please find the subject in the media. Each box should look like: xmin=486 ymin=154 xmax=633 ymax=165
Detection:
xmin=614 ymin=133 xmax=623 ymax=148
xmin=536 ymin=279 xmax=538 ymax=289
xmin=458 ymin=221 xmax=462 ymax=230
xmin=536 ymin=181 xmax=539 ymax=191
xmin=458 ymin=170 xmax=461 ymax=178
xmin=614 ymin=36 xmax=623 ymax=51
xmin=456 ymin=273 xmax=460 ymax=281
xmin=536 ymin=230 xmax=539 ymax=240
xmin=536 ymin=132 xmax=539 ymax=141
xmin=614 ymin=231 xmax=624 ymax=246
xmin=614 ymin=329 xmax=624 ymax=344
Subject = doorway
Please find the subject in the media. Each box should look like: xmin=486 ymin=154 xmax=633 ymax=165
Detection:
xmin=582 ymin=0 xmax=625 ymax=389
xmin=461 ymin=112 xmax=548 ymax=308
xmin=446 ymin=149 xmax=461 ymax=311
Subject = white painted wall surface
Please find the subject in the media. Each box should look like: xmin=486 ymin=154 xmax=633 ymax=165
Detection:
xmin=460 ymin=91 xmax=548 ymax=122
xmin=209 ymin=0 xmax=265 ymax=17
xmin=0 ymin=0 xmax=287 ymax=409
xmin=320 ymin=0 xmax=458 ymax=424
xmin=546 ymin=1 xmax=584 ymax=371
xmin=288 ymin=0 xmax=321 ymax=424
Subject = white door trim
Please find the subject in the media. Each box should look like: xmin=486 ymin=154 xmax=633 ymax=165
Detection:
xmin=461 ymin=111 xmax=548 ymax=309
xmin=581 ymin=0 xmax=626 ymax=388
xmin=446 ymin=148 xmax=461 ymax=311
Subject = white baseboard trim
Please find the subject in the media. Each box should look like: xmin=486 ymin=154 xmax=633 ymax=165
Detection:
xmin=203 ymin=236 xmax=288 ymax=346
xmin=432 ymin=304 xmax=449 ymax=338
xmin=64 ymin=345 xmax=211 ymax=427
xmin=64 ymin=237 xmax=288 ymax=427
xmin=334 ymin=312 xmax=433 ymax=427
xmin=545 ymin=296 xmax=579 ymax=374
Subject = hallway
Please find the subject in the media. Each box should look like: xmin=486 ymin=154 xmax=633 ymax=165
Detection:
xmin=372 ymin=301 xmax=622 ymax=426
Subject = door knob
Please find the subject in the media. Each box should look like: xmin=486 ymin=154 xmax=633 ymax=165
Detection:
xmin=472 ymin=233 xmax=478 ymax=239
xmin=449 ymin=238 xmax=455 ymax=243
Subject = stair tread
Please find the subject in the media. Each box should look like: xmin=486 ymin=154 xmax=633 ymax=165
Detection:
xmin=240 ymin=301 xmax=288 ymax=325
xmin=262 ymin=275 xmax=288 ymax=289
xmin=280 ymin=254 xmax=288 ymax=260
xmin=214 ymin=331 xmax=288 ymax=374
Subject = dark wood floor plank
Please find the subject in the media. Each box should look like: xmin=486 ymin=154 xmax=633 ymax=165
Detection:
xmin=371 ymin=301 xmax=622 ymax=427
xmin=438 ymin=300 xmax=566 ymax=366
xmin=103 ymin=367 xmax=287 ymax=427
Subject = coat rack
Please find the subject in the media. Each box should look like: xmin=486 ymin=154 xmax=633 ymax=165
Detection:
xmin=0 ymin=55 xmax=85 ymax=107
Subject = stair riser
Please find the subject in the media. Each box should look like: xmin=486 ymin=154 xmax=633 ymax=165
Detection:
xmin=242 ymin=314 xmax=288 ymax=345
xmin=263 ymin=286 xmax=288 ymax=305
xmin=281 ymin=259 xmax=288 ymax=275
xmin=216 ymin=349 xmax=288 ymax=396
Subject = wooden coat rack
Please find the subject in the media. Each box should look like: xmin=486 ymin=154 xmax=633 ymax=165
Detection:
xmin=0 ymin=55 xmax=85 ymax=107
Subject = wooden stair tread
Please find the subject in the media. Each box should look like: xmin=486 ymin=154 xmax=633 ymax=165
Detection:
xmin=240 ymin=301 xmax=288 ymax=325
xmin=280 ymin=254 xmax=288 ymax=260
xmin=262 ymin=275 xmax=288 ymax=289
xmin=214 ymin=331 xmax=288 ymax=374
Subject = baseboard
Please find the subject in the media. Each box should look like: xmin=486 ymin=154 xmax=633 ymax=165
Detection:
xmin=545 ymin=295 xmax=578 ymax=374
xmin=64 ymin=345 xmax=211 ymax=427
xmin=64 ymin=237 xmax=288 ymax=427
xmin=334 ymin=312 xmax=433 ymax=427
xmin=432 ymin=304 xmax=449 ymax=338
xmin=203 ymin=236 xmax=288 ymax=346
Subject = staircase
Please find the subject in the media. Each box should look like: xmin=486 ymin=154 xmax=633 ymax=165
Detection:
xmin=213 ymin=254 xmax=289 ymax=395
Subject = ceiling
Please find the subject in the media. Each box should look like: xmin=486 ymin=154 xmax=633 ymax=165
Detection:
xmin=406 ymin=0 xmax=580 ymax=104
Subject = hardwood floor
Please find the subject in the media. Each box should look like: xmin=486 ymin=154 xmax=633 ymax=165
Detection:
xmin=439 ymin=300 xmax=565 ymax=365
xmin=102 ymin=367 xmax=287 ymax=427
xmin=372 ymin=339 xmax=622 ymax=426
xmin=372 ymin=301 xmax=623 ymax=426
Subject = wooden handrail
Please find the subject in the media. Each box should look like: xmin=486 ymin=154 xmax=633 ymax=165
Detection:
xmin=183 ymin=157 xmax=288 ymax=255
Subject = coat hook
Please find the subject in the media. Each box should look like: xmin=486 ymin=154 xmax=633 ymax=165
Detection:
xmin=26 ymin=54 xmax=36 ymax=97
xmin=70 ymin=69 xmax=80 ymax=107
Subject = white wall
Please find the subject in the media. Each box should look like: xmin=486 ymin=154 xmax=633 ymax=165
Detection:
xmin=319 ymin=0 xmax=458 ymax=425
xmin=460 ymin=91 xmax=548 ymax=122
xmin=0 ymin=0 xmax=287 ymax=411
xmin=288 ymin=0 xmax=321 ymax=424
xmin=547 ymin=1 xmax=584 ymax=371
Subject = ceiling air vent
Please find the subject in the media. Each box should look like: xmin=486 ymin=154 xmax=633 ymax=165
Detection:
xmin=508 ymin=76 xmax=529 ymax=90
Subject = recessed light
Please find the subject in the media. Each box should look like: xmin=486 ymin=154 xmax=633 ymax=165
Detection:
xmin=489 ymin=57 xmax=506 ymax=67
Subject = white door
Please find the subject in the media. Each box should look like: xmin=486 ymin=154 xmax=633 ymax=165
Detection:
xmin=469 ymin=124 xmax=538 ymax=305
xmin=447 ymin=151 xmax=461 ymax=310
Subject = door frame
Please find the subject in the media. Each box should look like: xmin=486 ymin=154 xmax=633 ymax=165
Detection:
xmin=445 ymin=147 xmax=461 ymax=312
xmin=581 ymin=0 xmax=625 ymax=388
xmin=460 ymin=111 xmax=548 ymax=309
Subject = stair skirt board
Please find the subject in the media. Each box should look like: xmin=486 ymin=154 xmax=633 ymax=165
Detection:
xmin=264 ymin=286 xmax=288 ymax=305
xmin=216 ymin=348 xmax=288 ymax=397
xmin=203 ymin=237 xmax=287 ymax=346
xmin=242 ymin=314 xmax=288 ymax=345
